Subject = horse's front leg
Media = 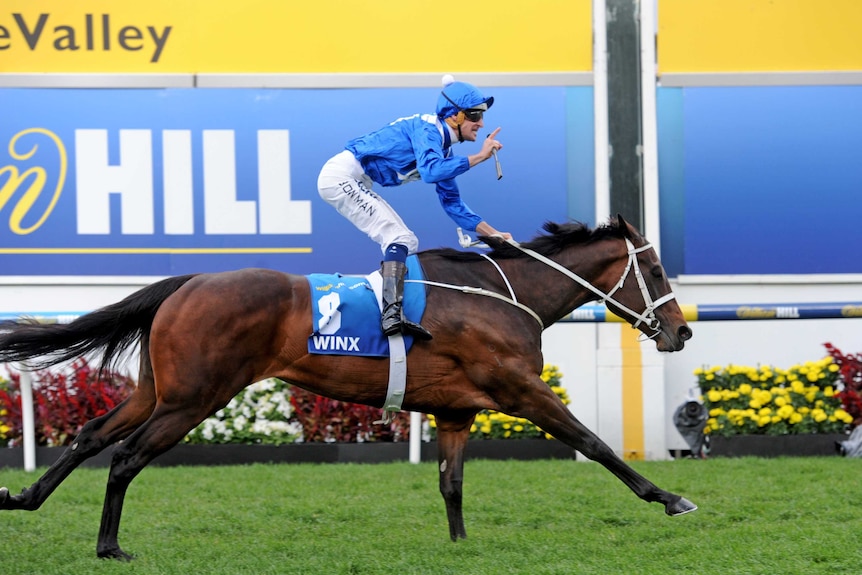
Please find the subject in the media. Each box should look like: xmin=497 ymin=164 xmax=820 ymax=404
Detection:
xmin=432 ymin=412 xmax=476 ymax=541
xmin=512 ymin=383 xmax=697 ymax=516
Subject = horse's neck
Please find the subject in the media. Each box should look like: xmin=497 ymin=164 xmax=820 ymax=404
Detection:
xmin=499 ymin=251 xmax=613 ymax=324
xmin=424 ymin=246 xmax=618 ymax=326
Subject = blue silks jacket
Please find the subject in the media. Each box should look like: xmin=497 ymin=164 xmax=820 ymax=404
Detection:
xmin=345 ymin=113 xmax=482 ymax=231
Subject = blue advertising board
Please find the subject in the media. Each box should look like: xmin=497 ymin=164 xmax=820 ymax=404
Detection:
xmin=658 ymin=85 xmax=862 ymax=276
xmin=0 ymin=87 xmax=589 ymax=276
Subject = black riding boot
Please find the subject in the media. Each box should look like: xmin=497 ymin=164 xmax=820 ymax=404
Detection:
xmin=380 ymin=261 xmax=432 ymax=340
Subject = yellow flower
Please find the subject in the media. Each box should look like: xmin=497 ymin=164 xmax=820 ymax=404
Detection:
xmin=834 ymin=409 xmax=853 ymax=423
xmin=757 ymin=416 xmax=771 ymax=427
xmin=824 ymin=386 xmax=834 ymax=398
xmin=777 ymin=405 xmax=794 ymax=419
xmin=738 ymin=383 xmax=752 ymax=395
xmin=707 ymin=389 xmax=722 ymax=402
xmin=514 ymin=425 xmax=524 ymax=432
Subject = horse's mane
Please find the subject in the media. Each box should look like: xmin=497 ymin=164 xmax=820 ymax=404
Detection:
xmin=423 ymin=219 xmax=626 ymax=262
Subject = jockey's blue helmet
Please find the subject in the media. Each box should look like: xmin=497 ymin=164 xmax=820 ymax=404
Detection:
xmin=436 ymin=74 xmax=494 ymax=119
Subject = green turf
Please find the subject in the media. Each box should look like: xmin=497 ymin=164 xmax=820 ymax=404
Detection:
xmin=1 ymin=457 xmax=860 ymax=574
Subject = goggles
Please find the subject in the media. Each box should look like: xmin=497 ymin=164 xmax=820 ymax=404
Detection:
xmin=441 ymin=91 xmax=485 ymax=122
xmin=462 ymin=108 xmax=484 ymax=122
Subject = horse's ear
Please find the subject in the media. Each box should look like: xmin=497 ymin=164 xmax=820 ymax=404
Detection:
xmin=616 ymin=214 xmax=630 ymax=237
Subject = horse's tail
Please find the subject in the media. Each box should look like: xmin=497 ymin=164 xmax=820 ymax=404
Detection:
xmin=0 ymin=274 xmax=198 ymax=372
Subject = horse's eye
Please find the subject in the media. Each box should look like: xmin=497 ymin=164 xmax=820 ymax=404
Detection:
xmin=651 ymin=266 xmax=663 ymax=278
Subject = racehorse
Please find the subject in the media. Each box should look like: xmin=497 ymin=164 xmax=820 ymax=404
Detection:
xmin=0 ymin=215 xmax=695 ymax=560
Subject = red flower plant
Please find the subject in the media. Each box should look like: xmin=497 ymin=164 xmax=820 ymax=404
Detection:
xmin=288 ymin=386 xmax=411 ymax=443
xmin=824 ymin=342 xmax=862 ymax=428
xmin=0 ymin=359 xmax=135 ymax=447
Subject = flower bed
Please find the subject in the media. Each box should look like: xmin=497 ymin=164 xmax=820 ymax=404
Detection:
xmin=695 ymin=351 xmax=854 ymax=438
xmin=1 ymin=361 xmax=569 ymax=448
xmin=0 ymin=360 xmax=135 ymax=447
xmin=427 ymin=364 xmax=570 ymax=440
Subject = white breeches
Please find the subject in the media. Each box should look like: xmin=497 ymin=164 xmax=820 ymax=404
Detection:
xmin=317 ymin=150 xmax=419 ymax=255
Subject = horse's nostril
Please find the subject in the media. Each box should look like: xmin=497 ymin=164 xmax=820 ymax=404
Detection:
xmin=678 ymin=325 xmax=693 ymax=341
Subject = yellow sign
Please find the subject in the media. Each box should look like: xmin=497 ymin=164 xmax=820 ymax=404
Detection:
xmin=659 ymin=0 xmax=862 ymax=73
xmin=1 ymin=0 xmax=592 ymax=74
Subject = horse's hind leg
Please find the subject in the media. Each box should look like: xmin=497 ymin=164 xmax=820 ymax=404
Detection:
xmin=433 ymin=413 xmax=476 ymax=541
xmin=95 ymin=404 xmax=215 ymax=560
xmin=0 ymin=349 xmax=157 ymax=512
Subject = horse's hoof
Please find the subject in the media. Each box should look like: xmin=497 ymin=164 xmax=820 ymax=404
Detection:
xmin=97 ymin=547 xmax=134 ymax=561
xmin=666 ymin=496 xmax=697 ymax=516
xmin=0 ymin=487 xmax=8 ymax=506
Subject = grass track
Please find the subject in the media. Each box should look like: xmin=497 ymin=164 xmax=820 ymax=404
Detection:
xmin=1 ymin=457 xmax=861 ymax=574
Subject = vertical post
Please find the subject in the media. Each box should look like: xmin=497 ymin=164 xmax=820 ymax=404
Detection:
xmin=18 ymin=365 xmax=36 ymax=472
xmin=606 ymin=0 xmax=644 ymax=229
xmin=593 ymin=0 xmax=611 ymax=222
xmin=639 ymin=0 xmax=661 ymax=253
xmin=409 ymin=411 xmax=422 ymax=463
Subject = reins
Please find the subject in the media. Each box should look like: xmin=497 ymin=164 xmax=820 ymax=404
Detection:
xmin=408 ymin=230 xmax=676 ymax=336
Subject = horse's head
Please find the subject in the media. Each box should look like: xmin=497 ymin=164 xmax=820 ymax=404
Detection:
xmin=601 ymin=215 xmax=692 ymax=352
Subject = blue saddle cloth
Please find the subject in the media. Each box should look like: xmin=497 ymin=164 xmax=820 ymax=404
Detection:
xmin=306 ymin=255 xmax=426 ymax=357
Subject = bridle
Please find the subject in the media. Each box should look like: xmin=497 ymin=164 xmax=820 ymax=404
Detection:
xmin=411 ymin=231 xmax=677 ymax=337
xmin=507 ymin=237 xmax=676 ymax=336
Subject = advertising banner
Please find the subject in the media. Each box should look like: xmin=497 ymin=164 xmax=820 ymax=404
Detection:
xmin=0 ymin=86 xmax=585 ymax=276
xmin=659 ymin=0 xmax=862 ymax=73
xmin=657 ymin=85 xmax=862 ymax=275
xmin=0 ymin=0 xmax=592 ymax=74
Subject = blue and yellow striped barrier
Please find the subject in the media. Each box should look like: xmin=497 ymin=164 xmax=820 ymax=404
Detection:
xmin=4 ymin=302 xmax=862 ymax=325
xmin=565 ymin=302 xmax=862 ymax=323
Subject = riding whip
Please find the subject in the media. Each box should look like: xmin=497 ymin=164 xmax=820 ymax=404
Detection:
xmin=487 ymin=134 xmax=502 ymax=180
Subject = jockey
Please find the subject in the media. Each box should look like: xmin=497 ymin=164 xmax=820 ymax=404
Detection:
xmin=318 ymin=74 xmax=511 ymax=340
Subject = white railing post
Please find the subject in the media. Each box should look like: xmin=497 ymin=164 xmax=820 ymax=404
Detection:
xmin=408 ymin=411 xmax=422 ymax=463
xmin=17 ymin=364 xmax=36 ymax=472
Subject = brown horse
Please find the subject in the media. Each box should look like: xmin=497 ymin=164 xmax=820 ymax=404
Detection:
xmin=0 ymin=215 xmax=695 ymax=560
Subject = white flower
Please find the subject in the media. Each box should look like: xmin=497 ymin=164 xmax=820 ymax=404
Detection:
xmin=202 ymin=425 xmax=214 ymax=441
